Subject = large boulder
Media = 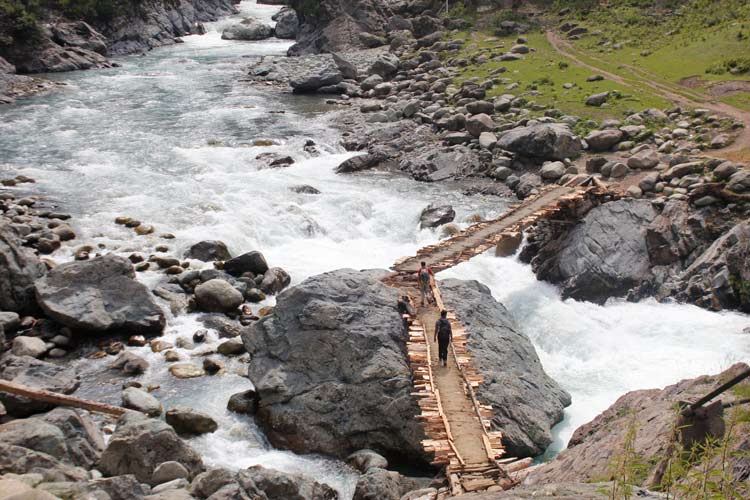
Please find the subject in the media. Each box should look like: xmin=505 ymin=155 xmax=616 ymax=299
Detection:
xmin=440 ymin=279 xmax=571 ymax=457
xmin=497 ymin=124 xmax=582 ymax=161
xmin=237 ymin=465 xmax=338 ymax=500
xmin=584 ymin=129 xmax=623 ymax=152
xmin=353 ymin=468 xmax=425 ymax=500
xmin=290 ymin=68 xmax=343 ymax=93
xmin=241 ymin=269 xmax=427 ymax=464
xmin=35 ymin=254 xmax=166 ymax=335
xmin=221 ymin=18 xmax=273 ymax=40
xmin=273 ymin=8 xmax=300 ymax=39
xmin=0 ymin=408 xmax=104 ymax=469
xmin=122 ymin=387 xmax=163 ymax=417
xmin=0 ymin=355 xmax=80 ymax=417
xmin=673 ymin=222 xmax=750 ymax=313
xmin=335 ymin=153 xmax=385 ymax=174
xmin=98 ymin=412 xmax=204 ymax=485
xmin=529 ymin=200 xmax=658 ymax=303
xmin=528 ymin=363 xmax=750 ymax=489
xmin=165 ymin=406 xmax=218 ymax=435
xmin=0 ymin=222 xmax=46 ymax=314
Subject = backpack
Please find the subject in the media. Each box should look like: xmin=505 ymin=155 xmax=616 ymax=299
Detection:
xmin=437 ymin=318 xmax=451 ymax=338
xmin=419 ymin=268 xmax=431 ymax=283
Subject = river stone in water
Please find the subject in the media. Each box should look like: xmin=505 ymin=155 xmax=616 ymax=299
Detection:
xmin=34 ymin=254 xmax=165 ymax=335
xmin=223 ymin=251 xmax=268 ymax=277
xmin=169 ymin=363 xmax=205 ymax=379
xmin=185 ymin=241 xmax=231 ymax=262
xmin=165 ymin=406 xmax=218 ymax=435
xmin=98 ymin=412 xmax=203 ymax=485
xmin=439 ymin=279 xmax=571 ymax=457
xmin=419 ymin=204 xmax=456 ymax=229
xmin=346 ymin=449 xmax=388 ymax=473
xmin=241 ymin=269 xmax=427 ymax=464
xmin=194 ymin=279 xmax=244 ymax=313
xmin=122 ymin=387 xmax=162 ymax=417
xmin=221 ymin=18 xmax=273 ymax=40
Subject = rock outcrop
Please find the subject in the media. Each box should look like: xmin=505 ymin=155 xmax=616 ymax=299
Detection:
xmin=0 ymin=355 xmax=80 ymax=417
xmin=98 ymin=412 xmax=204 ymax=485
xmin=241 ymin=268 xmax=427 ymax=464
xmin=528 ymin=363 xmax=750 ymax=490
xmin=288 ymin=0 xmax=419 ymax=56
xmin=439 ymin=279 xmax=571 ymax=457
xmin=496 ymin=124 xmax=582 ymax=161
xmin=35 ymin=254 xmax=166 ymax=335
xmin=0 ymin=222 xmax=47 ymax=314
xmin=524 ymin=199 xmax=658 ymax=303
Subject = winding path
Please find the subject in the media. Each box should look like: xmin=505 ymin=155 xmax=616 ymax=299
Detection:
xmin=545 ymin=30 xmax=750 ymax=158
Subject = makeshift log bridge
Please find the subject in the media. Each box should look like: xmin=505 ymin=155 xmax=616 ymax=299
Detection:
xmin=382 ymin=177 xmax=619 ymax=496
xmin=390 ymin=176 xmax=615 ymax=277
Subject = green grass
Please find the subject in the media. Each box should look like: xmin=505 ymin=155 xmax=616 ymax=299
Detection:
xmin=550 ymin=0 xmax=750 ymax=110
xmin=449 ymin=31 xmax=670 ymax=122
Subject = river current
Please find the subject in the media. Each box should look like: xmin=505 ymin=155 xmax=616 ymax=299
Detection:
xmin=1 ymin=1 xmax=749 ymax=495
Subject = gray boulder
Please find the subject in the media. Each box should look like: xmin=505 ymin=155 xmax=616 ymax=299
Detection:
xmin=185 ymin=241 xmax=232 ymax=262
xmin=419 ymin=204 xmax=456 ymax=229
xmin=439 ymin=279 xmax=572 ymax=457
xmin=195 ymin=279 xmax=244 ymax=313
xmin=346 ymin=449 xmax=388 ymax=473
xmin=11 ymin=336 xmax=47 ymax=358
xmin=291 ymin=69 xmax=343 ymax=93
xmin=585 ymin=129 xmax=623 ymax=151
xmin=368 ymin=54 xmax=399 ymax=79
xmin=153 ymin=461 xmax=190 ymax=486
xmin=241 ymin=269 xmax=427 ymax=463
xmin=497 ymin=124 xmax=582 ymax=160
xmin=530 ymin=199 xmax=658 ymax=303
xmin=223 ymin=251 xmax=269 ymax=276
xmin=165 ymin=406 xmax=218 ymax=435
xmin=0 ymin=222 xmax=47 ymax=314
xmin=0 ymin=355 xmax=80 ymax=417
xmin=122 ymin=387 xmax=163 ymax=417
xmin=237 ymin=465 xmax=337 ymax=500
xmin=260 ymin=267 xmax=291 ymax=295
xmin=336 ymin=153 xmax=385 ymax=174
xmin=727 ymin=170 xmax=750 ymax=193
xmin=221 ymin=18 xmax=273 ymax=40
xmin=98 ymin=412 xmax=204 ymax=485
xmin=465 ymin=114 xmax=494 ymax=137
xmin=192 ymin=468 xmax=235 ymax=499
xmin=627 ymin=149 xmax=659 ymax=169
xmin=0 ymin=441 xmax=88 ymax=482
xmin=585 ymin=91 xmax=610 ymax=107
xmin=353 ymin=468 xmax=424 ymax=500
xmin=540 ymin=161 xmax=566 ymax=181
xmin=35 ymin=255 xmax=166 ymax=335
xmin=273 ymin=8 xmax=299 ymax=39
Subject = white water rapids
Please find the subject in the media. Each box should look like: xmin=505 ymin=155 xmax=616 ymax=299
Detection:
xmin=1 ymin=0 xmax=749 ymax=495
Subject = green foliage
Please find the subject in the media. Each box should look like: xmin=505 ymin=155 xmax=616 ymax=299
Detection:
xmin=604 ymin=412 xmax=648 ymax=500
xmin=660 ymin=410 xmax=750 ymax=500
xmin=706 ymin=58 xmax=750 ymax=75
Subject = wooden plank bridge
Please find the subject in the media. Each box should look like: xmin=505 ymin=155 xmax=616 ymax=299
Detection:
xmin=383 ymin=177 xmax=618 ymax=496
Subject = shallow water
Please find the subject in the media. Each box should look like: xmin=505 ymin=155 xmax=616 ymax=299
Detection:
xmin=1 ymin=0 xmax=749 ymax=491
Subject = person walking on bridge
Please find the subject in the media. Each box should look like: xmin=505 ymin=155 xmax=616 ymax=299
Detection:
xmin=434 ymin=310 xmax=452 ymax=368
xmin=417 ymin=261 xmax=434 ymax=307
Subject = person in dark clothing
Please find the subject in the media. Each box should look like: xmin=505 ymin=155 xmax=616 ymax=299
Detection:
xmin=434 ymin=310 xmax=452 ymax=368
xmin=397 ymin=295 xmax=415 ymax=331
xmin=417 ymin=261 xmax=434 ymax=306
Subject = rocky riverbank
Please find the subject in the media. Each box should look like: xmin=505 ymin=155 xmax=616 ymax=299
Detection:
xmin=241 ymin=0 xmax=750 ymax=313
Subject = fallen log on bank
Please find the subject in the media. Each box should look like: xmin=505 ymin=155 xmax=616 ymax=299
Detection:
xmin=0 ymin=380 xmax=129 ymax=417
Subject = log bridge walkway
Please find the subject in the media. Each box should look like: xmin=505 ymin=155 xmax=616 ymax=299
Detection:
xmin=382 ymin=177 xmax=618 ymax=496
xmin=0 ymin=176 xmax=619 ymax=498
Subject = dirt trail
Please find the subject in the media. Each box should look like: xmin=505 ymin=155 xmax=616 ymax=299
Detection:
xmin=419 ymin=306 xmax=490 ymax=466
xmin=546 ymin=30 xmax=750 ymax=158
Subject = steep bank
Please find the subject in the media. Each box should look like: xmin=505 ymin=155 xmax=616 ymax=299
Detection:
xmin=0 ymin=0 xmax=239 ymax=74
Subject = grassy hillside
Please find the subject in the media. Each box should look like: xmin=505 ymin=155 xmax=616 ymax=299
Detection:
xmin=444 ymin=0 xmax=750 ymax=120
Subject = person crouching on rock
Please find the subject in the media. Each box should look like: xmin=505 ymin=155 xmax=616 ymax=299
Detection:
xmin=397 ymin=295 xmax=415 ymax=331
xmin=434 ymin=310 xmax=452 ymax=368
xmin=417 ymin=261 xmax=434 ymax=307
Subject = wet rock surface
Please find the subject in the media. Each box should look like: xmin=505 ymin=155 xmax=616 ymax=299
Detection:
xmin=439 ymin=279 xmax=571 ymax=457
xmin=241 ymin=268 xmax=427 ymax=464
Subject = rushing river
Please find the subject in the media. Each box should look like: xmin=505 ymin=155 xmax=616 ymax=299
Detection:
xmin=1 ymin=0 xmax=749 ymax=494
